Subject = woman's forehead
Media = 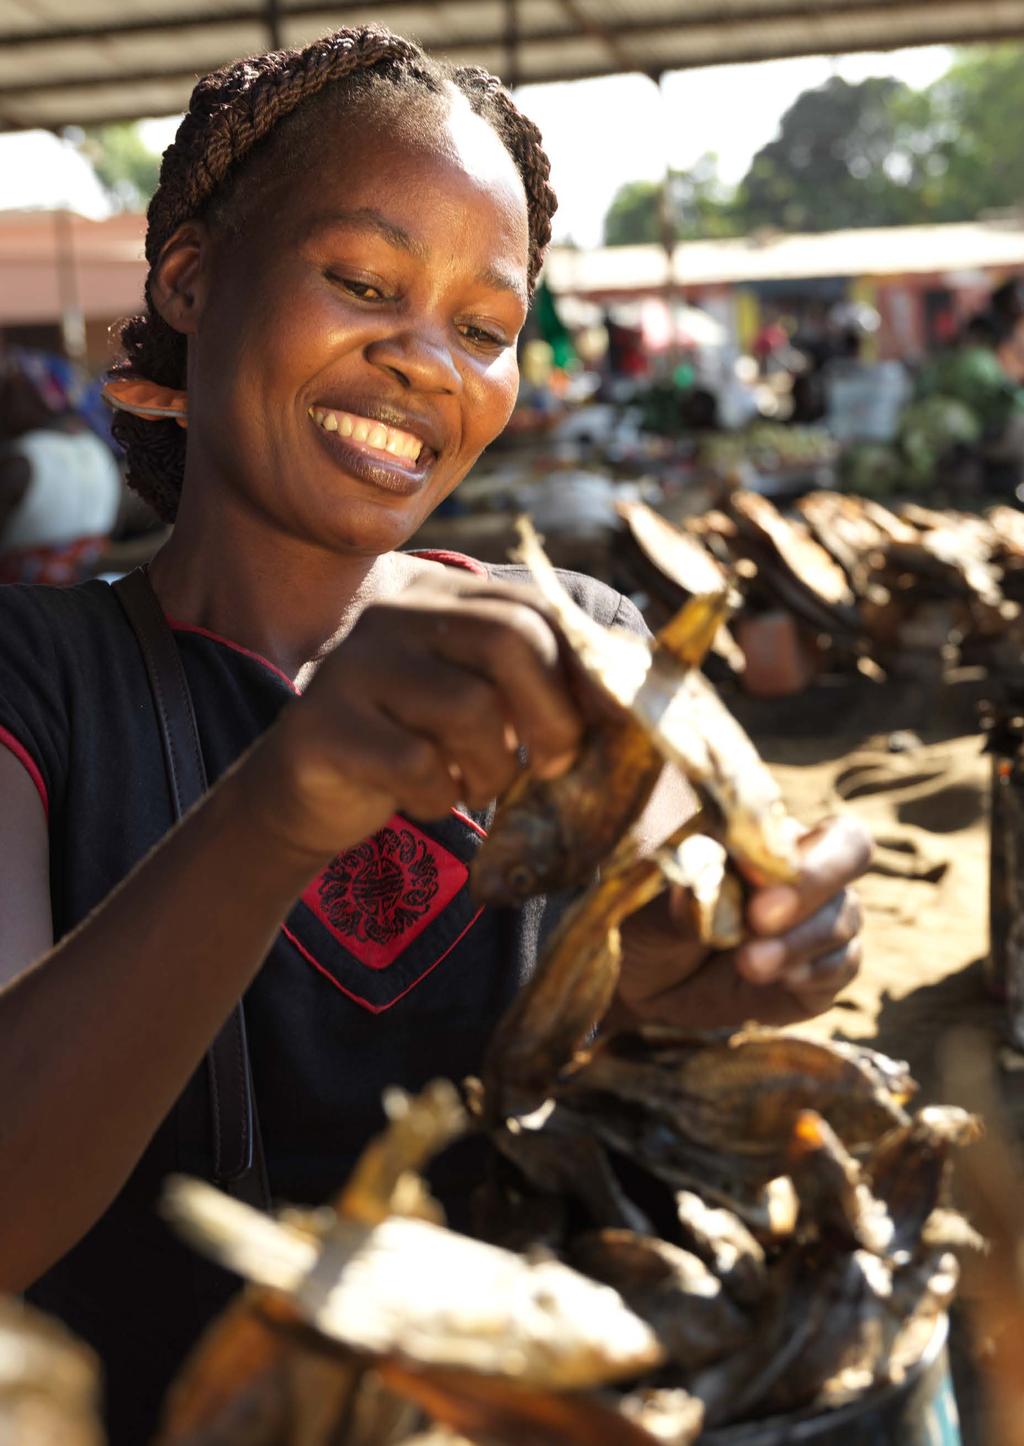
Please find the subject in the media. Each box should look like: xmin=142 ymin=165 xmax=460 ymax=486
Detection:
xmin=280 ymin=101 xmax=528 ymax=249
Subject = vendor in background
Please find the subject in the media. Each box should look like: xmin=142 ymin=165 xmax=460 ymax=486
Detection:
xmin=0 ymin=357 xmax=121 ymax=584
xmin=915 ymin=309 xmax=1024 ymax=494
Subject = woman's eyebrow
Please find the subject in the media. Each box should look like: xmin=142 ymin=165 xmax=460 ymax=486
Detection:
xmin=479 ymin=265 xmax=528 ymax=310
xmin=305 ymin=207 xmax=424 ymax=257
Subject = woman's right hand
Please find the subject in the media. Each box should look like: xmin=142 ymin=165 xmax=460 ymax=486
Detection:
xmin=252 ymin=576 xmax=585 ymax=865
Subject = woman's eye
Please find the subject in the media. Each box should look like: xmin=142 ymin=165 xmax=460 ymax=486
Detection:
xmin=461 ymin=324 xmax=507 ymax=349
xmin=327 ymin=274 xmax=386 ymax=301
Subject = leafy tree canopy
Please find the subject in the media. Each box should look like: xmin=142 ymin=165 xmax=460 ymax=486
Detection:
xmin=601 ymin=46 xmax=1024 ymax=244
xmin=79 ymin=124 xmax=162 ymax=210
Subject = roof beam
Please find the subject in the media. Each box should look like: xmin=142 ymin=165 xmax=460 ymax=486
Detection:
xmin=0 ymin=0 xmax=993 ymax=104
xmin=555 ymin=0 xmax=631 ymax=71
xmin=3 ymin=1 xmax=1024 ymax=128
xmin=0 ymin=2 xmax=476 ymax=48
xmin=0 ymin=0 xmax=1000 ymax=50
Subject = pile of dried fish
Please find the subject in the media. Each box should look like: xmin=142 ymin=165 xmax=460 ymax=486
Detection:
xmin=616 ymin=489 xmax=1024 ymax=679
xmin=159 ymin=526 xmax=979 ymax=1445
xmin=0 ymin=1297 xmax=104 ymax=1445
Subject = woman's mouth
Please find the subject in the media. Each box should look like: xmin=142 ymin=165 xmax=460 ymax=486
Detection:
xmin=309 ymin=405 xmax=432 ymax=465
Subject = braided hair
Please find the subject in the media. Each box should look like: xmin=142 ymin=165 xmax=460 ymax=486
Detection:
xmin=111 ymin=24 xmax=557 ymax=522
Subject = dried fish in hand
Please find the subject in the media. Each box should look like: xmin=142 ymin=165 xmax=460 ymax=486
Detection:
xmin=473 ymin=524 xmax=734 ymax=906
xmin=481 ymin=819 xmax=707 ymax=1120
xmin=510 ymin=519 xmax=798 ymax=883
xmin=471 ymin=714 xmax=665 ymax=905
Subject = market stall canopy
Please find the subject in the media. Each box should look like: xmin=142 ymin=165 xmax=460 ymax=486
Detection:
xmin=545 ymin=219 xmax=1024 ymax=296
xmin=3 ymin=0 xmax=1024 ymax=131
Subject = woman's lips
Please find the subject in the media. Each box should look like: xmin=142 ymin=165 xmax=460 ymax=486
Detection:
xmin=307 ymin=403 xmax=437 ymax=496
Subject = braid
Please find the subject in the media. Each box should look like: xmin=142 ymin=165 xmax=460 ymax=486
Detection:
xmin=111 ymin=24 xmax=556 ymax=522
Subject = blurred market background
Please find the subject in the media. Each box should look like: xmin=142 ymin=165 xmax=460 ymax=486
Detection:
xmin=11 ymin=5 xmax=1024 ymax=1441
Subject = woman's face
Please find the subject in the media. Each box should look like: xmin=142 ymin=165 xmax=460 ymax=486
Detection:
xmin=183 ymin=93 xmax=531 ymax=556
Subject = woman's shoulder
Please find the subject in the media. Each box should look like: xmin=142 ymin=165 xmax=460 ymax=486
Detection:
xmin=0 ymin=577 xmax=123 ymax=645
xmin=485 ymin=561 xmax=648 ymax=635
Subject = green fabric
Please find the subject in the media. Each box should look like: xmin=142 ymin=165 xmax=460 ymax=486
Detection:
xmin=534 ymin=279 xmax=576 ymax=370
xmin=916 ymin=344 xmax=1024 ymax=436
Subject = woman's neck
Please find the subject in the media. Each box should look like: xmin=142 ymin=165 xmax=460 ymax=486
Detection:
xmin=146 ymin=486 xmax=424 ymax=686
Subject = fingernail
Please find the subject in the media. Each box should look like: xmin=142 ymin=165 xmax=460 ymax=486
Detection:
xmin=536 ymin=749 xmax=577 ymax=780
xmin=742 ymin=938 xmax=786 ymax=981
xmin=754 ymin=887 xmax=799 ymax=934
xmin=786 ymin=961 xmax=814 ymax=985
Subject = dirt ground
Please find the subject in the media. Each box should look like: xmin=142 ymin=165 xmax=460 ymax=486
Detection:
xmin=732 ymin=668 xmax=1011 ymax=1444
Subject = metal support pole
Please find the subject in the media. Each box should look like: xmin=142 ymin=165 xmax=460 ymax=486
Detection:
xmin=54 ymin=207 xmax=85 ymax=359
xmin=265 ymin=0 xmax=282 ymax=50
xmin=657 ymin=70 xmax=680 ymax=371
xmin=505 ymin=0 xmax=520 ymax=90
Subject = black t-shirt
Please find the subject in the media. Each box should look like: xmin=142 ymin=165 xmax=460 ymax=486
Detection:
xmin=0 ymin=555 xmax=645 ymax=1443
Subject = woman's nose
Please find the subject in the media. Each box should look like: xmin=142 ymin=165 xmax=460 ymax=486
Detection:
xmin=364 ymin=327 xmax=460 ymax=394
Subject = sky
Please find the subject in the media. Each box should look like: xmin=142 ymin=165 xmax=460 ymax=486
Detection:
xmin=1 ymin=43 xmax=954 ymax=242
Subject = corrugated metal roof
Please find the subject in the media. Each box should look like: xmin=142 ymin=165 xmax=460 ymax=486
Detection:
xmin=544 ymin=218 xmax=1024 ymax=293
xmin=2 ymin=0 xmax=1024 ymax=130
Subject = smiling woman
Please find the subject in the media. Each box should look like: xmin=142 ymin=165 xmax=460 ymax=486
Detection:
xmin=0 ymin=22 xmax=871 ymax=1446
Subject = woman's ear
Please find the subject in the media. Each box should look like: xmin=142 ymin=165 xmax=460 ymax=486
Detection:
xmin=150 ymin=221 xmax=211 ymax=336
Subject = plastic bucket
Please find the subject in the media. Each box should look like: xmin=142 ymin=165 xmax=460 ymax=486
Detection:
xmin=700 ymin=1314 xmax=959 ymax=1445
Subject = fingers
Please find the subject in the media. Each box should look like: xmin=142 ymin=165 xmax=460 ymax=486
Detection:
xmin=282 ymin=585 xmax=587 ymax=847
xmin=745 ymin=815 xmax=873 ymax=937
xmin=377 ymin=653 xmax=521 ymax=809
xmin=736 ymin=887 xmax=863 ymax=985
xmin=365 ymin=594 xmax=583 ymax=781
xmin=631 ymin=945 xmax=857 ymax=1030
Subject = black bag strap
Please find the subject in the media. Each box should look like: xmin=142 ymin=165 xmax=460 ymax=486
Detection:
xmin=112 ymin=567 xmax=271 ymax=1211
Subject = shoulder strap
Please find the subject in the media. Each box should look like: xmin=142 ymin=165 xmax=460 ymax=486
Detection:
xmin=112 ymin=567 xmax=271 ymax=1211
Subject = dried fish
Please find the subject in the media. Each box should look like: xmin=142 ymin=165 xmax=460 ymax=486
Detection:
xmin=785 ymin=1110 xmax=895 ymax=1257
xmin=728 ymin=490 xmax=860 ymax=633
xmin=658 ymin=834 xmax=745 ymax=950
xmin=615 ymin=499 xmax=745 ymax=672
xmin=374 ymin=1359 xmax=664 ymax=1446
xmin=337 ymin=1080 xmax=466 ymax=1226
xmin=470 ymin=714 xmax=665 ymax=906
xmin=864 ymin=1105 xmax=981 ymax=1264
xmin=491 ymin=1108 xmax=653 ymax=1235
xmin=164 ymin=1178 xmax=665 ymax=1390
xmin=0 ymin=1298 xmax=103 ymax=1446
xmin=481 ymin=822 xmax=702 ymax=1121
xmin=673 ymin=1191 xmax=766 ymax=1305
xmin=511 ymin=520 xmax=798 ymax=883
xmin=615 ymin=1386 xmax=704 ymax=1445
xmin=562 ymin=1028 xmax=908 ymax=1163
xmin=568 ymin=1230 xmax=749 ymax=1371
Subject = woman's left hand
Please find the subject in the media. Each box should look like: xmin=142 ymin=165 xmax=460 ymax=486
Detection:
xmin=617 ymin=815 xmax=872 ymax=1028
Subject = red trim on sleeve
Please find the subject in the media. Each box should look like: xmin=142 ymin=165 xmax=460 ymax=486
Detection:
xmin=0 ymin=726 xmax=49 ymax=819
xmin=408 ymin=549 xmax=488 ymax=577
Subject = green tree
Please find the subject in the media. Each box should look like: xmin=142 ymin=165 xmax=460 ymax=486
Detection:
xmin=79 ymin=124 xmax=162 ymax=210
xmin=733 ymin=75 xmax=925 ymax=234
xmin=916 ymin=45 xmax=1024 ymax=220
xmin=603 ymin=154 xmax=740 ymax=246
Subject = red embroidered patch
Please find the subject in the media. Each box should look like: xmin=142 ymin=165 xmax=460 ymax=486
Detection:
xmin=301 ymin=817 xmax=468 ymax=971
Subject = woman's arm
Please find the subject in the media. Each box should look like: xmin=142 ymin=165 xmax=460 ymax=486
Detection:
xmin=0 ymin=579 xmax=581 ymax=1291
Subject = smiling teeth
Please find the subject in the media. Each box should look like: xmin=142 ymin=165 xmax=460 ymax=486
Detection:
xmin=308 ymin=405 xmax=423 ymax=462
